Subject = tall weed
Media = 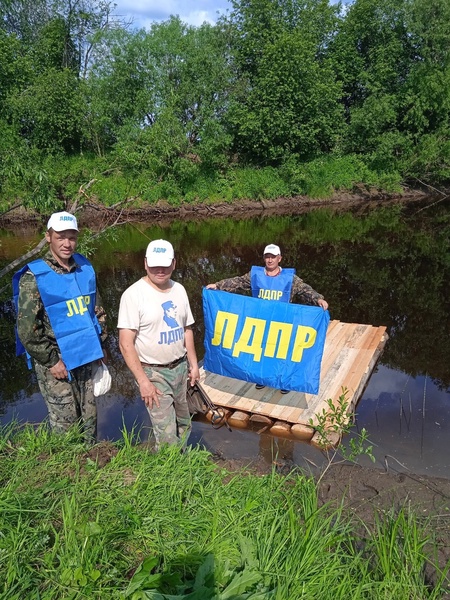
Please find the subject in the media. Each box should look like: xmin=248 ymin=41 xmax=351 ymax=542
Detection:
xmin=0 ymin=424 xmax=447 ymax=599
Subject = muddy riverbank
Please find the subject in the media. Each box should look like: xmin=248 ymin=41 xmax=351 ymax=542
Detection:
xmin=0 ymin=186 xmax=445 ymax=230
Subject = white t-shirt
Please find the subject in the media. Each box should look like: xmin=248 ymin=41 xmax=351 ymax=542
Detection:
xmin=117 ymin=278 xmax=195 ymax=364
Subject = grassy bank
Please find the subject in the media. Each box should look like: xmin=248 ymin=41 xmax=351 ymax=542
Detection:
xmin=0 ymin=423 xmax=448 ymax=599
xmin=0 ymin=154 xmax=406 ymax=217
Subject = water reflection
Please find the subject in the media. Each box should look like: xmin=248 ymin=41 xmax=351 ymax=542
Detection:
xmin=1 ymin=201 xmax=449 ymax=478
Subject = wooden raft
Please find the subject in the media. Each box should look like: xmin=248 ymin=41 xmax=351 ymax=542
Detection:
xmin=198 ymin=320 xmax=388 ymax=448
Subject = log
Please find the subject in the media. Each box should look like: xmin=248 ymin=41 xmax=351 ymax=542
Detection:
xmin=291 ymin=423 xmax=315 ymax=441
xmin=269 ymin=421 xmax=292 ymax=437
xmin=227 ymin=410 xmax=250 ymax=428
xmin=249 ymin=414 xmax=274 ymax=425
xmin=310 ymin=429 xmax=341 ymax=450
xmin=204 ymin=408 xmax=233 ymax=423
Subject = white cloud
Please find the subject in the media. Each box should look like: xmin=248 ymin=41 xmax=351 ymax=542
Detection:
xmin=113 ymin=0 xmax=345 ymax=29
xmin=113 ymin=0 xmax=232 ymax=28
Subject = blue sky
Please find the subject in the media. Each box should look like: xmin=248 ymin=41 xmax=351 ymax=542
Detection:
xmin=112 ymin=0 xmax=233 ymax=28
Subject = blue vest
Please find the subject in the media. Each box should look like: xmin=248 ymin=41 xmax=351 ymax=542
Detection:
xmin=13 ymin=254 xmax=104 ymax=371
xmin=250 ymin=266 xmax=295 ymax=303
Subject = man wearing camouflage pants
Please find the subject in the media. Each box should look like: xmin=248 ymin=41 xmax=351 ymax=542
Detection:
xmin=14 ymin=211 xmax=108 ymax=443
xmin=206 ymin=243 xmax=328 ymax=393
xmin=117 ymin=239 xmax=200 ymax=449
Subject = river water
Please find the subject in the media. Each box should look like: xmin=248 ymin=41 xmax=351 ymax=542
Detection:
xmin=1 ymin=200 xmax=449 ymax=478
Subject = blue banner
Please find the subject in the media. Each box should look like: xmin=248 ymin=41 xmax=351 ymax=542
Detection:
xmin=203 ymin=288 xmax=330 ymax=394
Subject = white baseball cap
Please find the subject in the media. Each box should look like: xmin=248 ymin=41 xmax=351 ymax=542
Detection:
xmin=145 ymin=239 xmax=175 ymax=267
xmin=47 ymin=211 xmax=78 ymax=232
xmin=263 ymin=244 xmax=281 ymax=256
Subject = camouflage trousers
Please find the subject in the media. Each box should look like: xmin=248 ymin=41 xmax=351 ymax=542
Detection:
xmin=141 ymin=360 xmax=191 ymax=450
xmin=34 ymin=361 xmax=97 ymax=444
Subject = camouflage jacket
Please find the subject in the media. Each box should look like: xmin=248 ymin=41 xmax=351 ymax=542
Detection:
xmin=214 ymin=270 xmax=325 ymax=305
xmin=17 ymin=251 xmax=108 ymax=369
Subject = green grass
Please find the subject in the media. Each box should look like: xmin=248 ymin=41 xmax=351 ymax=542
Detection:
xmin=0 ymin=150 xmax=407 ymax=215
xmin=0 ymin=422 xmax=448 ymax=599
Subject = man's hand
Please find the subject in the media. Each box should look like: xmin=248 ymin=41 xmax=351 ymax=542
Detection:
xmin=188 ymin=365 xmax=200 ymax=387
xmin=317 ymin=298 xmax=329 ymax=310
xmin=49 ymin=359 xmax=68 ymax=380
xmin=206 ymin=283 xmax=217 ymax=290
xmin=138 ymin=378 xmax=163 ymax=409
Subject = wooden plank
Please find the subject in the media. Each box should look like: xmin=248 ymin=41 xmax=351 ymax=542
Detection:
xmin=342 ymin=328 xmax=388 ymax=412
xmin=202 ymin=373 xmax=252 ymax=407
xmin=320 ymin=322 xmax=362 ymax=373
xmin=313 ymin=324 xmax=370 ymax=400
xmin=240 ymin=324 xmax=356 ymax=423
xmin=320 ymin=323 xmax=370 ymax=378
xmin=337 ymin=326 xmax=387 ymax=407
xmin=306 ymin=326 xmax=387 ymax=427
xmin=283 ymin=325 xmax=385 ymax=425
xmin=265 ymin=391 xmax=309 ymax=422
xmin=267 ymin=392 xmax=309 ymax=423
xmin=198 ymin=319 xmax=388 ymax=436
xmin=306 ymin=326 xmax=380 ymax=417
xmin=237 ymin=386 xmax=280 ymax=412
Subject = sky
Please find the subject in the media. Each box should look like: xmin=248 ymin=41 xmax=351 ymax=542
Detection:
xmin=112 ymin=0 xmax=233 ymax=29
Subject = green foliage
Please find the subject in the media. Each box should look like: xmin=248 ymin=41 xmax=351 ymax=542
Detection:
xmin=329 ymin=0 xmax=450 ymax=181
xmin=309 ymin=387 xmax=375 ymax=467
xmin=0 ymin=132 xmax=63 ymax=211
xmin=0 ymin=29 xmax=27 ymax=114
xmin=405 ymin=130 xmax=450 ymax=182
xmin=1 ymin=0 xmax=450 ymax=208
xmin=226 ymin=0 xmax=345 ymax=163
xmin=31 ymin=17 xmax=78 ymax=72
xmin=124 ymin=551 xmax=273 ymax=599
xmin=226 ymin=166 xmax=289 ymax=200
xmin=0 ymin=424 xmax=447 ymax=599
xmin=368 ymin=508 xmax=433 ymax=591
xmin=87 ymin=173 xmax=141 ymax=206
xmin=280 ymin=154 xmax=402 ymax=198
xmin=8 ymin=67 xmax=83 ymax=152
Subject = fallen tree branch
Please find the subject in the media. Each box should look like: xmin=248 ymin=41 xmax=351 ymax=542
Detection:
xmin=411 ymin=179 xmax=449 ymax=215
xmin=413 ymin=178 xmax=447 ymax=196
xmin=108 ymin=195 xmax=139 ymax=210
xmin=0 ymin=237 xmax=47 ymax=281
xmin=89 ymin=208 xmax=129 ymax=238
xmin=0 ymin=202 xmax=24 ymax=221
xmin=69 ymin=179 xmax=98 ymax=213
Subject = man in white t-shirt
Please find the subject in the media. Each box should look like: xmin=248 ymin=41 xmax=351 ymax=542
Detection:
xmin=118 ymin=239 xmax=200 ymax=449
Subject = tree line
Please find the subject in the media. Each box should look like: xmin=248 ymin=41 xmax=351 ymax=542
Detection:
xmin=1 ymin=0 xmax=449 ymax=211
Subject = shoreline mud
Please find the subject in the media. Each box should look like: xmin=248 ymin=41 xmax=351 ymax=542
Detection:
xmin=0 ymin=187 xmax=445 ymax=230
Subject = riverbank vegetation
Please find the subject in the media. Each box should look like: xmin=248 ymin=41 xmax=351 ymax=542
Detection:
xmin=1 ymin=422 xmax=449 ymax=599
xmin=1 ymin=0 xmax=450 ymax=215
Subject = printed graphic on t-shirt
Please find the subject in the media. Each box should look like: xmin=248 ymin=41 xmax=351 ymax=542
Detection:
xmin=159 ymin=300 xmax=184 ymax=345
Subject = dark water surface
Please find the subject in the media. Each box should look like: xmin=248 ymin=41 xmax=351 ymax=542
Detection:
xmin=1 ymin=200 xmax=449 ymax=478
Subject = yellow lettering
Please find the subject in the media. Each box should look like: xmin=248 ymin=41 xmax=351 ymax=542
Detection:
xmin=232 ymin=317 xmax=266 ymax=361
xmin=77 ymin=296 xmax=88 ymax=315
xmin=66 ymin=299 xmax=79 ymax=317
xmin=275 ymin=291 xmax=283 ymax=301
xmin=212 ymin=311 xmax=239 ymax=349
xmin=291 ymin=326 xmax=317 ymax=362
xmin=84 ymin=295 xmax=90 ymax=305
xmin=264 ymin=321 xmax=293 ymax=359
